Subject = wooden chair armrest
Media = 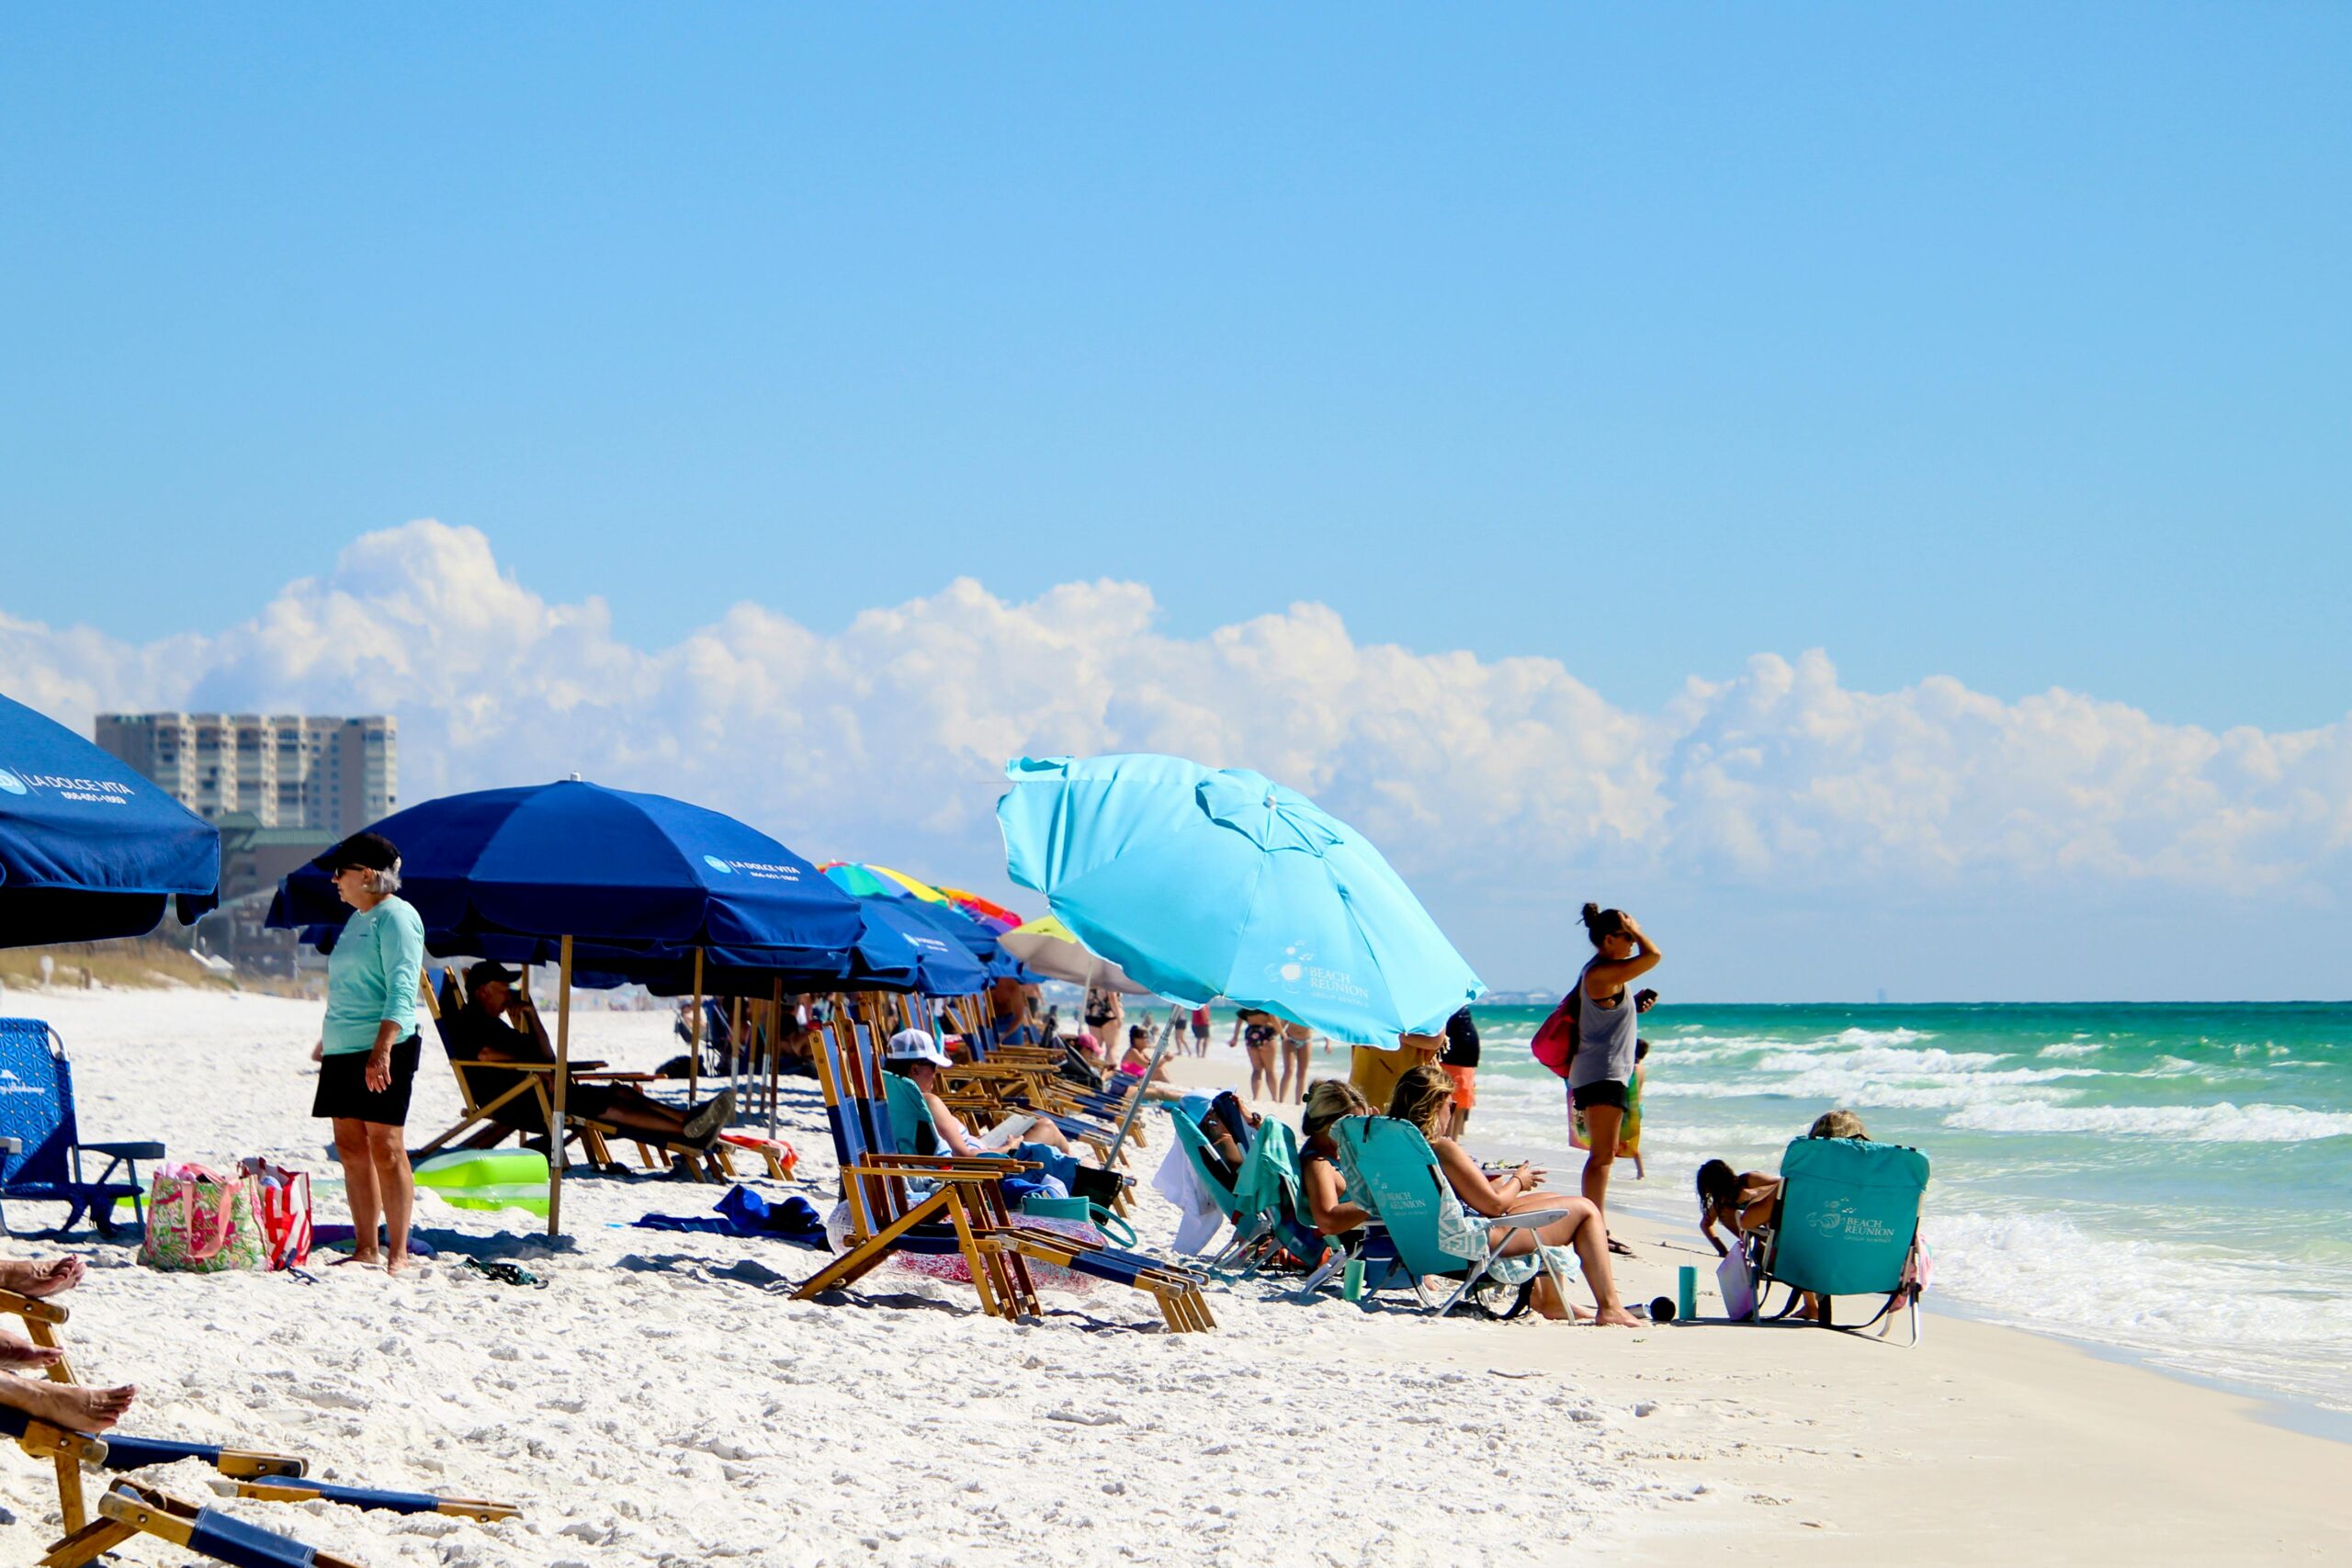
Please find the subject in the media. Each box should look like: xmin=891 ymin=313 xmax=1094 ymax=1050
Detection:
xmin=451 ymin=1059 xmax=557 ymax=1071
xmin=573 ymin=1070 xmax=657 ymax=1081
xmin=81 ymin=1140 xmax=167 ymax=1160
xmin=0 ymin=1287 xmax=67 ymax=1324
xmin=848 ymin=1155 xmax=1042 ymax=1174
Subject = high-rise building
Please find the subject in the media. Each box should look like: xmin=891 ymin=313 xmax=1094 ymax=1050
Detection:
xmin=94 ymin=713 xmax=397 ymax=836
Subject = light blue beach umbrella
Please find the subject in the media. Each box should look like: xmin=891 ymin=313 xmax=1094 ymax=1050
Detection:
xmin=997 ymin=753 xmax=1482 ymax=1045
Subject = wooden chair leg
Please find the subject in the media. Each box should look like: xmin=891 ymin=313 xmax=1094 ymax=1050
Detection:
xmin=794 ymin=1188 xmax=964 ymax=1300
xmin=37 ymin=1515 xmax=136 ymax=1568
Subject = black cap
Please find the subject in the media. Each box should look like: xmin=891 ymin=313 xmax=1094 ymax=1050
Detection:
xmin=320 ymin=831 xmax=400 ymax=874
xmin=466 ymin=960 xmax=519 ymax=989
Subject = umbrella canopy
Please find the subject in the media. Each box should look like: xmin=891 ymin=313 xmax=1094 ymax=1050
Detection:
xmin=819 ymin=861 xmax=950 ymax=904
xmin=0 ymin=693 xmax=220 ymax=947
xmin=999 ymin=914 xmax=1152 ymax=996
xmin=998 ymin=753 xmax=1482 ymax=1043
xmin=936 ymin=886 xmax=1022 ymax=932
xmin=269 ymin=780 xmax=862 ymax=961
xmin=849 ymin=897 xmax=990 ymax=995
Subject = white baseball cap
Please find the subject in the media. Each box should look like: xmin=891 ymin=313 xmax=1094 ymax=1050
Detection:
xmin=885 ymin=1028 xmax=952 ymax=1068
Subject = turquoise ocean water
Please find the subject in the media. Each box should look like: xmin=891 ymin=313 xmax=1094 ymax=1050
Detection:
xmin=1431 ymin=1003 xmax=2351 ymax=1414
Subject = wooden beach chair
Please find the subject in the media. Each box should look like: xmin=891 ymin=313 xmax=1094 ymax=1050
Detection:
xmin=1744 ymin=1135 xmax=1930 ymax=1346
xmin=413 ymin=969 xmax=731 ymax=1183
xmin=1 ymin=1293 xmax=517 ymax=1535
xmin=0 ymin=1019 xmax=165 ymax=1240
xmin=793 ymin=1002 xmax=1215 ymax=1332
xmin=39 ymin=1479 xmax=361 ymax=1568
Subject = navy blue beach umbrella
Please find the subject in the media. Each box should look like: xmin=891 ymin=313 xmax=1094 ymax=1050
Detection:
xmin=0 ymin=693 xmax=220 ymax=948
xmin=270 ymin=779 xmax=861 ymax=1233
xmin=268 ymin=779 xmax=862 ymax=961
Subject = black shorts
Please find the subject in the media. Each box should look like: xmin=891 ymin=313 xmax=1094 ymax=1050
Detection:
xmin=313 ymin=1036 xmax=423 ymax=1126
xmin=1571 ymin=1078 xmax=1630 ymax=1112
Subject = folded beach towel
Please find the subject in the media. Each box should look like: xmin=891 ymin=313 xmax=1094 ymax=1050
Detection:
xmin=632 ymin=1184 xmax=827 ymax=1245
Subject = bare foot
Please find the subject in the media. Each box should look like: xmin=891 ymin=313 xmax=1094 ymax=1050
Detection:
xmin=385 ymin=1253 xmax=410 ymax=1277
xmin=330 ymin=1252 xmax=382 ymax=1269
xmin=0 ymin=1328 xmax=63 ymax=1368
xmin=1593 ymin=1304 xmax=1641 ymax=1327
xmin=1605 ymin=1236 xmax=1634 ymax=1258
xmin=1 ymin=1379 xmax=135 ymax=1433
xmin=0 ymin=1256 xmax=85 ymax=1298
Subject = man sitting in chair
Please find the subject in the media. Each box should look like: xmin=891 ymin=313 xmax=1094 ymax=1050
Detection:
xmin=448 ymin=962 xmax=734 ymax=1151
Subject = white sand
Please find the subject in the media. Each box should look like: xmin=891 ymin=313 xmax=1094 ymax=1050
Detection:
xmin=4 ymin=989 xmax=2346 ymax=1565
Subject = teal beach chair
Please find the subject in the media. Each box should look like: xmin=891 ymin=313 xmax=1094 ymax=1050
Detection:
xmin=1331 ymin=1117 xmax=1572 ymax=1319
xmin=1751 ymin=1136 xmax=1930 ymax=1346
xmin=1169 ymin=1111 xmax=1317 ymax=1271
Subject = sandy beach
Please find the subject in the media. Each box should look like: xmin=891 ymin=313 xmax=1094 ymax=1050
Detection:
xmin=1 ymin=987 xmax=2345 ymax=1566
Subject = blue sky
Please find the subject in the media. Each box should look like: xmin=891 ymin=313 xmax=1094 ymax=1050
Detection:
xmin=4 ymin=8 xmax=2349 ymax=998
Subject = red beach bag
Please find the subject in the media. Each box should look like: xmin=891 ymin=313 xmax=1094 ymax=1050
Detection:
xmin=1530 ymin=997 xmax=1580 ymax=1079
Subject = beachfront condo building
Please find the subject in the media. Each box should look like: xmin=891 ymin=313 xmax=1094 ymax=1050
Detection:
xmin=94 ymin=712 xmax=398 ymax=836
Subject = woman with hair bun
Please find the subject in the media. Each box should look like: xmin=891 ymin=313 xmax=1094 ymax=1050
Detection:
xmin=311 ymin=831 xmax=425 ymax=1272
xmin=1570 ymin=903 xmax=1661 ymax=1253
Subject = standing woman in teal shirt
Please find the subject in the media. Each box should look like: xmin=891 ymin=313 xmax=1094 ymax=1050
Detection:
xmin=311 ymin=832 xmax=426 ymax=1272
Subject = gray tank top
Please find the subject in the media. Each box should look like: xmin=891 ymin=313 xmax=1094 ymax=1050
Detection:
xmin=1568 ymin=960 xmax=1639 ymax=1089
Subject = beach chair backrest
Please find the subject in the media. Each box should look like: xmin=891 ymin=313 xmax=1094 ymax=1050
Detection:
xmin=881 ymin=1073 xmax=940 ymax=1157
xmin=1767 ymin=1137 xmax=1930 ymax=1297
xmin=0 ymin=1018 xmax=75 ymax=1188
xmin=1168 ymin=1113 xmax=1245 ymax=1220
xmin=1332 ymin=1117 xmax=1479 ymax=1280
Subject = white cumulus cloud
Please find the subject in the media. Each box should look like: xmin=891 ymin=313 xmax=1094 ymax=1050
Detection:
xmin=4 ymin=520 xmax=2347 ymax=991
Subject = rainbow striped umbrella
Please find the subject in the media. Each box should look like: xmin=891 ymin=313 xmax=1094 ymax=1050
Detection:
xmin=937 ymin=886 xmax=1023 ymax=932
xmin=819 ymin=861 xmax=951 ymax=904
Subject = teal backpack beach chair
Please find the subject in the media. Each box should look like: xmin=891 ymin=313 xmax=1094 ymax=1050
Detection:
xmin=1169 ymin=1110 xmax=1318 ymax=1272
xmin=1751 ymin=1136 xmax=1930 ymax=1346
xmin=1330 ymin=1116 xmax=1572 ymax=1319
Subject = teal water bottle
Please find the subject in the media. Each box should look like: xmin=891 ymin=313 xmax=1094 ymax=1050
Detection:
xmin=1678 ymin=1264 xmax=1698 ymax=1322
xmin=1342 ymin=1257 xmax=1365 ymax=1302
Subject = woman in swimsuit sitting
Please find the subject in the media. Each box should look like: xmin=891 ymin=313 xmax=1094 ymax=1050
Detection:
xmin=1389 ymin=1066 xmax=1637 ymax=1325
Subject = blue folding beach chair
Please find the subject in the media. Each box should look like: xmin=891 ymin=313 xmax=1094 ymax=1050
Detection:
xmin=40 ymin=1478 xmax=364 ymax=1568
xmin=0 ymin=1019 xmax=164 ymax=1239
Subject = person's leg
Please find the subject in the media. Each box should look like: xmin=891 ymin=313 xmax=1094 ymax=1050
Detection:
xmin=0 ymin=1369 xmax=135 ymax=1433
xmin=0 ymin=1256 xmax=84 ymax=1297
xmin=1246 ymin=1045 xmax=1271 ymax=1100
xmin=334 ymin=1118 xmax=381 ymax=1264
xmin=364 ymin=1122 xmax=414 ymax=1273
xmin=1578 ymin=1101 xmax=1623 ymax=1222
xmin=1497 ymin=1194 xmax=1636 ymax=1325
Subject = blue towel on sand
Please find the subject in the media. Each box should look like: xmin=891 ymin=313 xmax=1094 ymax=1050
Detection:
xmin=633 ymin=1184 xmax=826 ymax=1245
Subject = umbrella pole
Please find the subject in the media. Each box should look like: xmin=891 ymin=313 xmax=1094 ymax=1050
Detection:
xmin=548 ymin=934 xmax=573 ymax=1237
xmin=687 ymin=949 xmax=704 ymax=1104
xmin=767 ymin=977 xmax=785 ymax=1141
xmin=1105 ymin=1010 xmax=1179 ymax=1167
xmin=729 ymin=995 xmax=745 ymax=1107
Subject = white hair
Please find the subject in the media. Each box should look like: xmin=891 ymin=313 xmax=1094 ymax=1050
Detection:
xmin=372 ymin=861 xmax=403 ymax=896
